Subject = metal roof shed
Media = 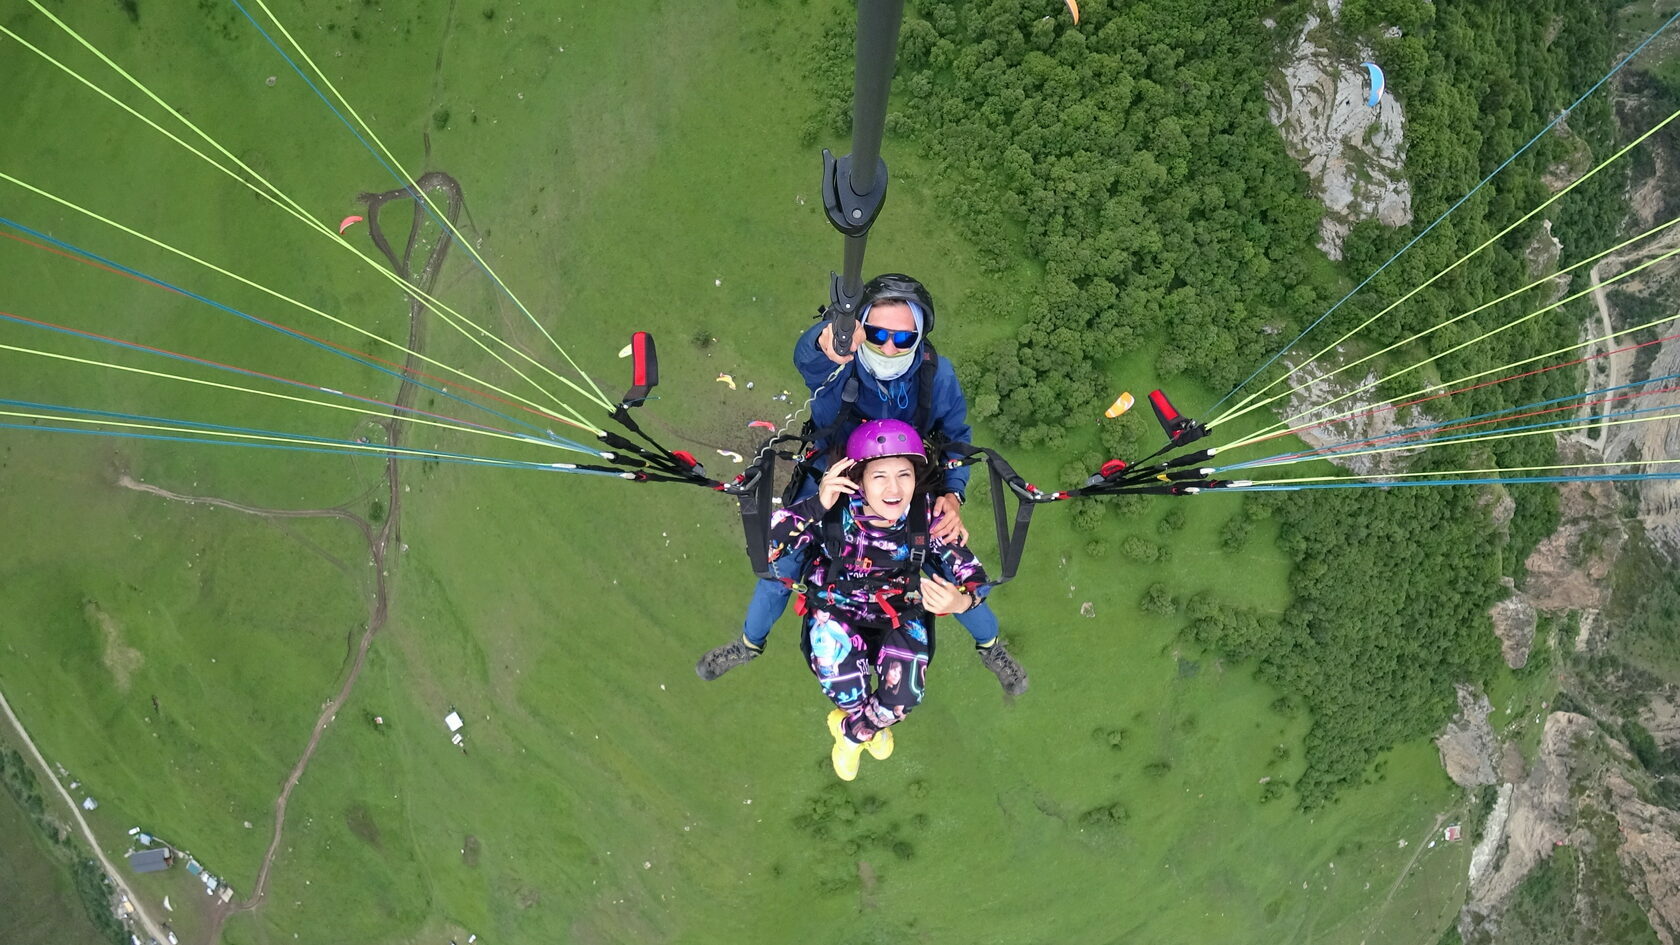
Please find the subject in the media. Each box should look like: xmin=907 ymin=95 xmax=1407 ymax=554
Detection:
xmin=128 ymin=848 xmax=172 ymax=873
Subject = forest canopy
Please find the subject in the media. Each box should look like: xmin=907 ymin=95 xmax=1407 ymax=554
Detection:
xmin=812 ymin=0 xmax=1627 ymax=807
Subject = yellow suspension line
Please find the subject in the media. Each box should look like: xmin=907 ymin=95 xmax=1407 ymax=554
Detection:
xmin=0 ymin=340 xmax=577 ymax=454
xmin=248 ymin=0 xmax=613 ymax=409
xmin=1239 ymin=404 xmax=1680 ymax=471
xmin=1225 ymin=211 xmax=1680 ymax=435
xmin=0 ymin=169 xmax=604 ymax=437
xmin=1212 ymin=102 xmax=1680 ymax=428
xmin=8 ymin=6 xmax=612 ymax=416
xmin=1246 ymin=452 xmax=1680 ymax=487
xmin=0 ymin=406 xmax=552 ymax=466
xmin=245 ymin=0 xmax=614 ymax=408
xmin=1220 ymin=241 xmax=1680 ymax=452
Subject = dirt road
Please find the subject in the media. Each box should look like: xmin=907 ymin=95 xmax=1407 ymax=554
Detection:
xmin=114 ymin=173 xmax=467 ymax=945
xmin=1584 ymin=259 xmax=1625 ymax=450
xmin=0 ymin=688 xmax=172 ymax=945
xmin=1579 ymin=241 xmax=1680 ymax=555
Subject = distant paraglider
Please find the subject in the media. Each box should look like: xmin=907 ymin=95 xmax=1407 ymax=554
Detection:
xmin=337 ymin=214 xmax=364 ymax=234
xmin=1361 ymin=61 xmax=1386 ymax=107
xmin=1063 ymin=0 xmax=1080 ymax=24
xmin=1104 ymin=391 xmax=1135 ymax=419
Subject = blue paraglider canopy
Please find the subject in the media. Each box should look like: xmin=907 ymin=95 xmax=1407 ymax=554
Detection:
xmin=1361 ymin=61 xmax=1386 ymax=107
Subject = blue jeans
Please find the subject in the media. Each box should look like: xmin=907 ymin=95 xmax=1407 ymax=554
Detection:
xmin=741 ymin=544 xmax=1000 ymax=648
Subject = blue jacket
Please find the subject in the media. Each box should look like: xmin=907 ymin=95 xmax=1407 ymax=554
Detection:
xmin=793 ymin=321 xmax=973 ymax=498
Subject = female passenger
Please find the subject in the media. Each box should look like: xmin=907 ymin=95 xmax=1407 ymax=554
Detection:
xmin=766 ymin=419 xmax=991 ymax=781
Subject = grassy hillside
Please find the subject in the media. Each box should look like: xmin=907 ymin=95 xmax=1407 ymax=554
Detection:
xmin=0 ymin=777 xmax=113 ymax=945
xmin=0 ymin=1 xmax=1469 ymax=943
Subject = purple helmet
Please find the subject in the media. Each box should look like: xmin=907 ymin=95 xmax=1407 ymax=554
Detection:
xmin=845 ymin=419 xmax=925 ymax=464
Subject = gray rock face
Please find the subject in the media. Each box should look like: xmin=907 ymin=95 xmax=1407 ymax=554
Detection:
xmin=1267 ymin=10 xmax=1413 ymax=259
xmin=1488 ymin=593 xmax=1538 ymax=669
xmin=1607 ymin=773 xmax=1680 ymax=945
xmin=1437 ymin=684 xmax=1500 ymax=789
xmin=1461 ymin=711 xmax=1680 ymax=944
xmin=1468 ymin=713 xmax=1597 ymax=909
xmin=1468 ymin=783 xmax=1515 ymax=891
xmin=1522 ymin=477 xmax=1624 ymax=617
xmin=1643 ymin=689 xmax=1680 ymax=752
xmin=1277 ymin=355 xmax=1439 ymax=476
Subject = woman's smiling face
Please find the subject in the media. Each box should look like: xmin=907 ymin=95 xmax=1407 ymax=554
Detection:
xmin=858 ymin=456 xmax=917 ymax=521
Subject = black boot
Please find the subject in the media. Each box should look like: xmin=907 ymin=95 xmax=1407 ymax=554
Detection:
xmin=695 ymin=637 xmax=762 ymax=680
xmin=977 ymin=640 xmax=1028 ymax=696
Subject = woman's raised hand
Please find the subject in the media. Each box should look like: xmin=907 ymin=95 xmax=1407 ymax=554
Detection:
xmin=819 ymin=458 xmax=859 ymax=509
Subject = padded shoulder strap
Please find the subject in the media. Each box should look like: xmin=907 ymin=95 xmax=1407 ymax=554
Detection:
xmin=904 ymin=490 xmax=929 ymax=592
xmin=912 ymin=343 xmax=939 ymax=434
xmin=820 ymin=501 xmax=849 ymax=575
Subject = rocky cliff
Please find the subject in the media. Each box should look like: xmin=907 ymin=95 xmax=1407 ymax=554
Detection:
xmin=1459 ymin=712 xmax=1680 ymax=945
xmin=1266 ymin=7 xmax=1412 ymax=260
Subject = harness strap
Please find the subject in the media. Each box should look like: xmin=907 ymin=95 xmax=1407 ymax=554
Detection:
xmin=797 ymin=491 xmax=930 ymax=615
xmin=734 ymin=436 xmax=804 ymax=579
xmin=941 ymin=443 xmax=1038 ymax=586
xmin=912 ymin=342 xmax=938 ymax=433
xmin=803 ymin=343 xmax=940 ymax=454
xmin=874 ymin=589 xmax=901 ymax=628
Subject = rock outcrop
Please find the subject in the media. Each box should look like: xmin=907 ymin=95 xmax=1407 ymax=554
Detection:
xmin=1468 ymin=783 xmax=1515 ymax=892
xmin=1465 ymin=713 xmax=1597 ymax=916
xmin=1462 ymin=711 xmax=1680 ymax=944
xmin=1607 ymin=773 xmax=1680 ymax=944
xmin=1643 ymin=688 xmax=1680 ymax=751
xmin=1438 ymin=684 xmax=1500 ymax=789
xmin=1267 ymin=9 xmax=1412 ymax=259
xmin=1277 ymin=356 xmax=1439 ymax=475
xmin=1487 ymin=592 xmax=1537 ymax=670
xmin=1520 ymin=477 xmax=1623 ymax=617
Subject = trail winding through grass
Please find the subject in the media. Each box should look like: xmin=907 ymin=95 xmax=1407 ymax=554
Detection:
xmin=113 ymin=173 xmax=467 ymax=944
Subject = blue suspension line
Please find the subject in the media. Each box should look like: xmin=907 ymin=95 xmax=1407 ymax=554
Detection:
xmin=0 ymin=420 xmax=621 ymax=476
xmin=1236 ymin=471 xmax=1680 ymax=492
xmin=1236 ymin=398 xmax=1680 ymax=472
xmin=223 ymin=0 xmax=564 ymax=364
xmin=0 ymin=310 xmax=515 ymax=438
xmin=0 ymin=216 xmax=603 ymax=456
xmin=1220 ymin=371 xmax=1680 ymax=471
xmin=1206 ymin=6 xmax=1680 ymax=417
xmin=0 ymin=397 xmax=615 ymax=474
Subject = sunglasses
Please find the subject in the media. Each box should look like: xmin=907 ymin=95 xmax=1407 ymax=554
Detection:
xmin=862 ymin=324 xmax=920 ymax=348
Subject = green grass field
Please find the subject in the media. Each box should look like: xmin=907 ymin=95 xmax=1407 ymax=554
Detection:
xmin=0 ymin=784 xmax=110 ymax=945
xmin=0 ymin=2 xmax=1468 ymax=942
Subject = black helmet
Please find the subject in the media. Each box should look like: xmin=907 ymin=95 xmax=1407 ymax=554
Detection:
xmin=860 ymin=273 xmax=935 ymax=335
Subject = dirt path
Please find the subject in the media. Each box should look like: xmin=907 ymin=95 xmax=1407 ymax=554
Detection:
xmin=101 ymin=172 xmax=467 ymax=945
xmin=116 ymin=475 xmax=373 ymax=544
xmin=1576 ymin=239 xmax=1680 ymax=555
xmin=111 ymin=477 xmax=379 ymax=928
xmin=0 ymin=688 xmax=172 ymax=945
xmin=1583 ymin=260 xmax=1625 ymax=451
xmin=1578 ymin=233 xmax=1680 ymax=452
xmin=1355 ymin=810 xmax=1454 ymax=944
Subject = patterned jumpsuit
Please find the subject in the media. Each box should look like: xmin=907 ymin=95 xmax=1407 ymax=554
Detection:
xmin=767 ymin=492 xmax=990 ymax=743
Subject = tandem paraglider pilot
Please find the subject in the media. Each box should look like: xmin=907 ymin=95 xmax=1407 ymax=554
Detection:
xmin=695 ymin=274 xmax=1027 ymax=696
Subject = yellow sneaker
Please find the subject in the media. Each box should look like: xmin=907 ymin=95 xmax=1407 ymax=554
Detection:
xmin=865 ymin=725 xmax=894 ymax=761
xmin=827 ymin=709 xmax=864 ymax=781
